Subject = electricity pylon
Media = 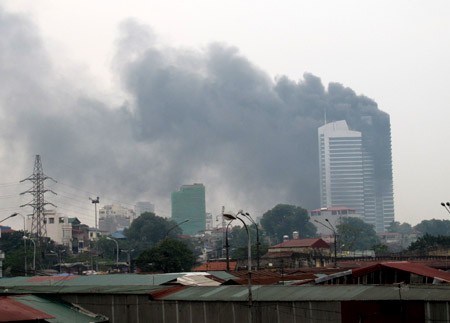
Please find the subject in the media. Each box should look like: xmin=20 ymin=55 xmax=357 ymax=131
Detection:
xmin=20 ymin=155 xmax=57 ymax=242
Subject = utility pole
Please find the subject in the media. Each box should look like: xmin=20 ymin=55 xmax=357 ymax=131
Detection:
xmin=20 ymin=155 xmax=56 ymax=244
xmin=90 ymin=197 xmax=100 ymax=271
xmin=90 ymin=197 xmax=100 ymax=232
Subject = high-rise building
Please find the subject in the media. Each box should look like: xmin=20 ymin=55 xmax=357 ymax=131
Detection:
xmin=318 ymin=120 xmax=394 ymax=232
xmin=135 ymin=201 xmax=155 ymax=217
xmin=98 ymin=204 xmax=135 ymax=234
xmin=171 ymin=183 xmax=206 ymax=236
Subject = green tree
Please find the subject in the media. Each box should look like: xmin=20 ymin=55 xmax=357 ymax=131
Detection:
xmin=260 ymin=204 xmax=316 ymax=244
xmin=414 ymin=219 xmax=450 ymax=236
xmin=136 ymin=239 xmax=196 ymax=273
xmin=408 ymin=234 xmax=450 ymax=252
xmin=1 ymin=231 xmax=27 ymax=276
xmin=123 ymin=212 xmax=182 ymax=253
xmin=387 ymin=221 xmax=413 ymax=234
xmin=337 ymin=217 xmax=379 ymax=251
xmin=228 ymin=225 xmax=269 ymax=260
xmin=0 ymin=231 xmax=61 ymax=276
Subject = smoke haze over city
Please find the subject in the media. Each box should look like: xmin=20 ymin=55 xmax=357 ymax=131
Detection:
xmin=1 ymin=2 xmax=450 ymax=227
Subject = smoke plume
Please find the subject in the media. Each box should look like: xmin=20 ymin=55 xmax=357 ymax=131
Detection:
xmin=0 ymin=11 xmax=388 ymax=221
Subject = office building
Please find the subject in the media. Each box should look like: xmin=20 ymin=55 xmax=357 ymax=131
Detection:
xmin=135 ymin=201 xmax=155 ymax=217
xmin=318 ymin=119 xmax=394 ymax=232
xmin=98 ymin=204 xmax=135 ymax=235
xmin=171 ymin=183 xmax=206 ymax=236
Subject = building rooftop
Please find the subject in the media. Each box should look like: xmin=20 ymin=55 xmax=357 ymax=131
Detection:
xmin=270 ymin=238 xmax=330 ymax=249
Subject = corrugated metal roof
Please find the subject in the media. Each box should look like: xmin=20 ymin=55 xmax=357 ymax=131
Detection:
xmin=206 ymin=271 xmax=238 ymax=281
xmin=0 ymin=296 xmax=54 ymax=322
xmin=0 ymin=273 xmax=184 ymax=294
xmin=13 ymin=295 xmax=108 ymax=322
xmin=158 ymin=285 xmax=450 ymax=302
xmin=0 ymin=295 xmax=108 ymax=322
xmin=352 ymin=261 xmax=450 ymax=283
xmin=192 ymin=261 xmax=237 ymax=271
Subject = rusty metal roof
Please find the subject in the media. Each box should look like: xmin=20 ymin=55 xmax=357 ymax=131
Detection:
xmin=0 ymin=296 xmax=53 ymax=322
xmin=0 ymin=295 xmax=108 ymax=322
xmin=353 ymin=261 xmax=450 ymax=282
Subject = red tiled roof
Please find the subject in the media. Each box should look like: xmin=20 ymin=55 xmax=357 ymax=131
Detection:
xmin=353 ymin=261 xmax=450 ymax=283
xmin=192 ymin=261 xmax=237 ymax=272
xmin=270 ymin=238 xmax=330 ymax=249
xmin=0 ymin=296 xmax=54 ymax=322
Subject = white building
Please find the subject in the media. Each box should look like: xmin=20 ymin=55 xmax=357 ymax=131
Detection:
xmin=318 ymin=120 xmax=394 ymax=232
xmin=27 ymin=209 xmax=73 ymax=247
xmin=310 ymin=207 xmax=362 ymax=237
xmin=98 ymin=204 xmax=135 ymax=234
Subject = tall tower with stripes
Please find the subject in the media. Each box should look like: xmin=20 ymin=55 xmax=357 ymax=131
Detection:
xmin=318 ymin=120 xmax=394 ymax=232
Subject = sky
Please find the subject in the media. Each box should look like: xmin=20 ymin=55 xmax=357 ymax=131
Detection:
xmin=1 ymin=0 xmax=450 ymax=230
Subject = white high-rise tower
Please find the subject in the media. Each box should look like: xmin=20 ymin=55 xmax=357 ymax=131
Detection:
xmin=318 ymin=120 xmax=394 ymax=232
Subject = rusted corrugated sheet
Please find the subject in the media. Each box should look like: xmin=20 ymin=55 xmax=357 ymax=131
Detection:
xmin=0 ymin=296 xmax=53 ymax=322
xmin=352 ymin=261 xmax=450 ymax=282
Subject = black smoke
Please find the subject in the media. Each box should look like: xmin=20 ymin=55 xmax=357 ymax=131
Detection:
xmin=0 ymin=11 xmax=389 ymax=218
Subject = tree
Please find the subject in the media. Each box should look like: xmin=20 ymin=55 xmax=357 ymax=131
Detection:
xmin=408 ymin=234 xmax=450 ymax=253
xmin=260 ymin=204 xmax=316 ymax=244
xmin=387 ymin=221 xmax=413 ymax=234
xmin=123 ymin=212 xmax=182 ymax=253
xmin=228 ymin=225 xmax=269 ymax=260
xmin=337 ymin=217 xmax=379 ymax=251
xmin=136 ymin=239 xmax=196 ymax=273
xmin=414 ymin=219 xmax=450 ymax=236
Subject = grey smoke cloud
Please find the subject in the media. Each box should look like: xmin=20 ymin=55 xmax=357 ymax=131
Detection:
xmin=0 ymin=11 xmax=386 ymax=219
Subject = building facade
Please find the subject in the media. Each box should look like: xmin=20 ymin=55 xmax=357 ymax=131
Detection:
xmin=98 ymin=204 xmax=135 ymax=235
xmin=318 ymin=120 xmax=394 ymax=232
xmin=135 ymin=201 xmax=155 ymax=217
xmin=171 ymin=183 xmax=206 ymax=236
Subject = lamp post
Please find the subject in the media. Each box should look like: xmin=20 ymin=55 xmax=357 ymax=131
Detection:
xmin=223 ymin=210 xmax=252 ymax=323
xmin=121 ymin=249 xmax=135 ymax=273
xmin=165 ymin=219 xmax=189 ymax=238
xmin=17 ymin=213 xmax=27 ymax=276
xmin=23 ymin=236 xmax=36 ymax=275
xmin=243 ymin=212 xmax=260 ymax=271
xmin=225 ymin=219 xmax=234 ymax=271
xmin=441 ymin=202 xmax=450 ymax=214
xmin=89 ymin=196 xmax=99 ymax=271
xmin=314 ymin=219 xmax=337 ymax=267
xmin=106 ymin=237 xmax=119 ymax=271
xmin=0 ymin=212 xmax=19 ymax=226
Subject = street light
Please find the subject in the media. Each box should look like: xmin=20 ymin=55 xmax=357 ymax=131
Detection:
xmin=225 ymin=219 xmax=234 ymax=271
xmin=16 ymin=213 xmax=27 ymax=276
xmin=223 ymin=210 xmax=252 ymax=323
xmin=165 ymin=219 xmax=190 ymax=238
xmin=0 ymin=212 xmax=18 ymax=225
xmin=106 ymin=237 xmax=119 ymax=271
xmin=23 ymin=236 xmax=36 ymax=275
xmin=121 ymin=249 xmax=135 ymax=273
xmin=243 ymin=212 xmax=260 ymax=271
xmin=314 ymin=219 xmax=337 ymax=267
xmin=441 ymin=202 xmax=450 ymax=214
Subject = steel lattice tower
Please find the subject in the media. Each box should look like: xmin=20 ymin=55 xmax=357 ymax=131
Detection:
xmin=20 ymin=155 xmax=56 ymax=242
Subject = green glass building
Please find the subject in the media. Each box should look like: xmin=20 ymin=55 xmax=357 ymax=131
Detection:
xmin=171 ymin=183 xmax=206 ymax=236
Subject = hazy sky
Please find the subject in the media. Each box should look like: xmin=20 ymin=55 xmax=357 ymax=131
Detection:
xmin=1 ymin=1 xmax=450 ymax=229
